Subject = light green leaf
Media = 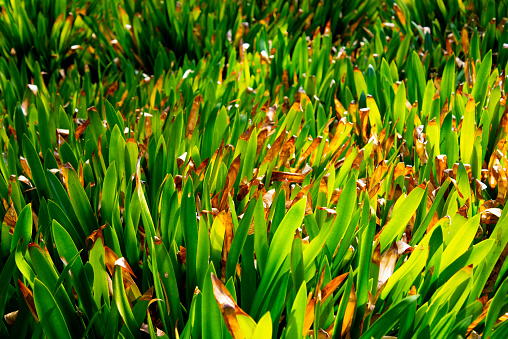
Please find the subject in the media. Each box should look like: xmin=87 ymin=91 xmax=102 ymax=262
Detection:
xmin=380 ymin=185 xmax=426 ymax=253
xmin=251 ymin=312 xmax=272 ymax=339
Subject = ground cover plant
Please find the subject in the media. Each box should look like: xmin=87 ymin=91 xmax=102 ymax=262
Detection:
xmin=2 ymin=0 xmax=508 ymax=338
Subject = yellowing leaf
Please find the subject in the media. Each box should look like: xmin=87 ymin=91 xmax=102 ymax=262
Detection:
xmin=460 ymin=96 xmax=476 ymax=164
xmin=211 ymin=273 xmax=256 ymax=339
xmin=150 ymin=76 xmax=164 ymax=108
xmin=341 ymin=285 xmax=356 ymax=336
xmin=302 ymin=272 xmax=348 ymax=335
xmin=251 ymin=312 xmax=272 ymax=339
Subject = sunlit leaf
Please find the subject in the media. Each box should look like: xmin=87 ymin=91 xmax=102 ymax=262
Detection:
xmin=211 ymin=272 xmax=256 ymax=338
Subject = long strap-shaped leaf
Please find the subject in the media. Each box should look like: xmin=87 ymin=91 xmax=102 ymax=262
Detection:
xmin=250 ymin=197 xmax=306 ymax=319
xmin=114 ymin=265 xmax=141 ymax=339
xmin=33 ymin=278 xmax=72 ymax=339
xmin=360 ymin=295 xmax=419 ymax=339
xmin=379 ymin=184 xmax=426 ymax=253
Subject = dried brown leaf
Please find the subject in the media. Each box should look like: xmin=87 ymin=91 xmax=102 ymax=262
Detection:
xmin=262 ymin=130 xmax=287 ymax=165
xmin=75 ymin=118 xmax=91 ymax=140
xmin=278 ymin=135 xmax=296 ymax=167
xmin=377 ymin=243 xmax=399 ymax=289
xmin=303 ymin=272 xmax=349 ymax=336
xmin=221 ymin=210 xmax=234 ymax=281
xmin=341 ymin=285 xmax=356 ymax=336
xmin=481 ymin=208 xmax=502 ymax=224
xmin=177 ymin=246 xmax=186 ymax=265
xmin=211 ymin=273 xmax=253 ymax=339
xmin=435 ymin=155 xmax=448 ymax=185
xmin=335 ymin=98 xmax=346 ymax=119
xmin=18 ymin=279 xmax=38 ymax=322
xmin=271 ymin=171 xmax=306 ymax=183
xmin=394 ymin=3 xmax=406 ymax=25
xmin=186 ymin=95 xmax=203 ymax=138
xmin=219 ymin=155 xmax=242 ymax=211
xmin=85 ymin=224 xmax=107 ymax=249
xmin=298 ymin=136 xmax=323 ymax=167
xmin=461 ymin=28 xmax=469 ymax=57
xmin=19 ymin=157 xmax=32 ymax=180
xmin=3 ymin=202 xmax=17 ymax=231
xmin=4 ymin=310 xmax=18 ymax=325
xmin=359 ymin=108 xmax=370 ymax=143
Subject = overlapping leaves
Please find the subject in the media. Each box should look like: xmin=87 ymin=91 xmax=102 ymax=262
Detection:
xmin=2 ymin=0 xmax=508 ymax=338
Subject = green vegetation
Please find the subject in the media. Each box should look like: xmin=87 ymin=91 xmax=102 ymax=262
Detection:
xmin=1 ymin=0 xmax=508 ymax=338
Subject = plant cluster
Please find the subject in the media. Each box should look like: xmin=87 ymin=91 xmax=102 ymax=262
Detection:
xmin=2 ymin=0 xmax=508 ymax=338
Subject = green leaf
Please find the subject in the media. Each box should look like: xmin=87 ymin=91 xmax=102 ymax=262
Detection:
xmin=52 ymin=220 xmax=100 ymax=330
xmin=241 ymin=128 xmax=258 ymax=182
xmin=0 ymin=252 xmax=15 ymax=322
xmin=366 ymin=96 xmax=383 ymax=133
xmin=66 ymin=168 xmax=99 ymax=236
xmin=359 ymin=295 xmax=419 ymax=339
xmin=154 ymin=241 xmax=183 ymax=331
xmin=181 ymin=178 xmax=198 ymax=295
xmin=252 ymin=312 xmax=272 ymax=339
xmin=37 ymin=96 xmax=52 ymax=158
xmin=484 ymin=277 xmax=508 ymax=339
xmin=10 ymin=203 xmax=32 ymax=253
xmin=253 ymin=196 xmax=268 ymax=277
xmin=491 ymin=314 xmax=508 ymax=339
xmin=46 ymin=170 xmax=84 ymax=240
xmin=105 ymin=100 xmax=124 ymax=133
xmin=291 ymin=233 xmax=305 ymax=295
xmin=113 ymin=265 xmax=141 ymax=339
xmin=90 ymin=238 xmax=110 ymax=308
xmin=226 ymin=198 xmax=256 ymax=281
xmin=395 ymin=33 xmax=411 ymax=68
xmin=14 ymin=104 xmax=28 ymax=153
xmin=101 ymin=162 xmax=117 ymax=225
xmin=441 ymin=213 xmax=480 ymax=269
xmin=285 ymin=283 xmax=307 ymax=338
xmin=354 ymin=67 xmax=368 ymax=99
xmin=353 ymin=212 xmax=376 ymax=336
xmin=324 ymin=175 xmax=357 ymax=259
xmin=411 ymin=179 xmax=451 ymax=245
xmin=202 ymin=263 xmax=223 ymax=339
xmin=471 ymin=50 xmax=492 ymax=105
xmin=28 ymin=243 xmax=83 ymax=337
xmin=411 ymin=51 xmax=426 ymax=106
xmin=460 ymin=97 xmax=476 ymax=164
xmin=440 ymin=54 xmax=455 ymax=109
xmin=382 ymin=224 xmax=438 ymax=299
xmin=251 ymin=197 xmax=306 ymax=318
xmin=51 ymin=249 xmax=83 ymax=294
xmin=15 ymin=241 xmax=36 ymax=285
xmin=380 ymin=185 xmax=426 ymax=253
xmin=197 ymin=216 xmax=210 ymax=289
xmin=209 ymin=210 xmax=226 ymax=276
xmin=393 ymin=81 xmax=406 ymax=135
xmin=33 ymin=278 xmax=72 ymax=339
xmin=23 ymin=135 xmax=50 ymax=199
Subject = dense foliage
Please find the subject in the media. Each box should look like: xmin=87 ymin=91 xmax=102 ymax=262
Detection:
xmin=2 ymin=0 xmax=508 ymax=338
